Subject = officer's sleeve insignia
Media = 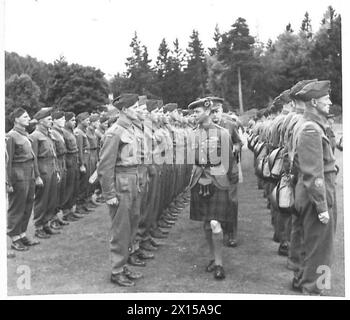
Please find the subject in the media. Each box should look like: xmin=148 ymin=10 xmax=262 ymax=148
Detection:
xmin=314 ymin=178 xmax=324 ymax=188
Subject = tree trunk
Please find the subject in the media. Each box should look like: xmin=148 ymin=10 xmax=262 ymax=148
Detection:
xmin=237 ymin=67 xmax=244 ymax=113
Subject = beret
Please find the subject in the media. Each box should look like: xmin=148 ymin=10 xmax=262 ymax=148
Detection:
xmin=188 ymin=98 xmax=212 ymax=110
xmin=33 ymin=107 xmax=53 ymax=121
xmin=52 ymin=110 xmax=65 ymax=120
xmin=99 ymin=115 xmax=109 ymax=123
xmin=279 ymin=89 xmax=292 ymax=104
xmin=295 ymin=80 xmax=331 ymax=101
xmin=138 ymin=95 xmax=147 ymax=106
xmin=146 ymin=99 xmax=159 ymax=113
xmin=289 ymin=79 xmax=318 ymax=99
xmin=164 ymin=103 xmax=179 ymax=113
xmin=89 ymin=114 xmax=100 ymax=122
xmin=207 ymin=96 xmax=224 ymax=104
xmin=9 ymin=107 xmax=27 ymax=122
xmin=156 ymin=100 xmax=164 ymax=108
xmin=65 ymin=112 xmax=75 ymax=121
xmin=112 ymin=93 xmax=139 ymax=110
xmin=76 ymin=112 xmax=90 ymax=123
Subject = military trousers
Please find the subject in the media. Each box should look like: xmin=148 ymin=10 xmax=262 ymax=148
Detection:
xmin=294 ymin=173 xmax=336 ymax=294
xmin=222 ymin=182 xmax=239 ymax=239
xmin=77 ymin=153 xmax=90 ymax=204
xmin=56 ymin=155 xmax=66 ymax=209
xmin=7 ymin=161 xmax=35 ymax=238
xmin=132 ymin=165 xmax=149 ymax=250
xmin=34 ymin=158 xmax=58 ymax=228
xmin=288 ymin=212 xmax=304 ymax=271
xmin=62 ymin=153 xmax=79 ymax=212
xmin=109 ymin=167 xmax=140 ymax=274
xmin=137 ymin=164 xmax=161 ymax=242
xmin=87 ymin=149 xmax=98 ymax=197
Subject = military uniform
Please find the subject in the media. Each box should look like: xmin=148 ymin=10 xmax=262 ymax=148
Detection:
xmin=51 ymin=124 xmax=67 ymax=212
xmin=86 ymin=125 xmax=99 ymax=198
xmin=97 ymin=94 xmax=143 ymax=286
xmin=30 ymin=125 xmax=59 ymax=231
xmin=74 ymin=124 xmax=90 ymax=208
xmin=218 ymin=117 xmax=242 ymax=244
xmin=292 ymin=81 xmax=337 ymax=295
xmin=189 ymin=122 xmax=234 ymax=224
xmin=293 ymin=111 xmax=337 ymax=294
xmin=6 ymin=125 xmax=35 ymax=242
xmin=61 ymin=123 xmax=79 ymax=216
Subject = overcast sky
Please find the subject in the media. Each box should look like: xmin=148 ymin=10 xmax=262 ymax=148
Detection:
xmin=3 ymin=0 xmax=345 ymax=78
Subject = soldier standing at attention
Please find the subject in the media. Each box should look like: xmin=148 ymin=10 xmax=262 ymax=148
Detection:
xmin=50 ymin=110 xmax=69 ymax=229
xmin=97 ymin=93 xmax=143 ymax=287
xmin=209 ymin=97 xmax=242 ymax=248
xmin=30 ymin=108 xmax=60 ymax=239
xmin=187 ymin=98 xmax=234 ymax=280
xmin=86 ymin=114 xmax=100 ymax=207
xmin=292 ymin=80 xmax=337 ymax=295
xmin=74 ymin=112 xmax=92 ymax=214
xmin=61 ymin=112 xmax=82 ymax=222
xmin=6 ymin=108 xmax=40 ymax=251
xmin=95 ymin=114 xmax=109 ymax=151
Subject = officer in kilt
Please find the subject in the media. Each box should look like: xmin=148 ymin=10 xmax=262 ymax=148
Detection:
xmin=187 ymin=97 xmax=235 ymax=280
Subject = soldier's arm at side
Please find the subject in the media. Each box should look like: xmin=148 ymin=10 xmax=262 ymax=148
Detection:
xmin=5 ymin=135 xmax=14 ymax=189
xmin=297 ymin=126 xmax=327 ymax=214
xmin=30 ymin=133 xmax=40 ymax=178
xmin=75 ymin=132 xmax=84 ymax=167
xmin=97 ymin=131 xmax=121 ymax=201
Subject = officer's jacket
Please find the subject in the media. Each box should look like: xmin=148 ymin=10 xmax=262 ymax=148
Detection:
xmin=294 ymin=111 xmax=337 ymax=214
xmin=219 ymin=118 xmax=243 ymax=147
xmin=279 ymin=112 xmax=295 ymax=146
xmin=74 ymin=126 xmax=90 ymax=166
xmin=95 ymin=126 xmax=105 ymax=149
xmin=188 ymin=122 xmax=234 ymax=190
xmin=143 ymin=120 xmax=160 ymax=165
xmin=6 ymin=126 xmax=35 ymax=187
xmin=284 ymin=112 xmax=303 ymax=155
xmin=133 ymin=119 xmax=153 ymax=164
xmin=30 ymin=125 xmax=58 ymax=178
xmin=97 ymin=115 xmax=138 ymax=200
xmin=52 ymin=125 xmax=67 ymax=157
xmin=86 ymin=126 xmax=98 ymax=150
xmin=62 ymin=126 xmax=79 ymax=154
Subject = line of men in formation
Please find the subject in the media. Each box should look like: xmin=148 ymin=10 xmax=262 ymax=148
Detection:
xmin=247 ymin=79 xmax=340 ymax=295
xmin=96 ymin=94 xmax=242 ymax=287
xmin=6 ymin=96 xmax=243 ymax=287
xmin=6 ymin=108 xmax=111 ymax=249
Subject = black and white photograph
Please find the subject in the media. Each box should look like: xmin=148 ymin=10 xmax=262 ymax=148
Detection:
xmin=1 ymin=0 xmax=347 ymax=300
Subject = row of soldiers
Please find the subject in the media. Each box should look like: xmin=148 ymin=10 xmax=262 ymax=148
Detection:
xmin=5 ymin=108 xmax=111 ymax=251
xmin=248 ymin=79 xmax=339 ymax=295
xmin=96 ymin=94 xmax=242 ymax=286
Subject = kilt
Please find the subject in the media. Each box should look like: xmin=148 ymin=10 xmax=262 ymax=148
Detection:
xmin=190 ymin=183 xmax=236 ymax=223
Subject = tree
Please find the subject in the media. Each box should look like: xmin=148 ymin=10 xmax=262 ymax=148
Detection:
xmin=301 ymin=12 xmax=313 ymax=38
xmin=209 ymin=24 xmax=221 ymax=56
xmin=156 ymin=38 xmax=170 ymax=79
xmin=46 ymin=57 xmax=109 ymax=114
xmin=124 ymin=32 xmax=157 ymax=96
xmin=5 ymin=52 xmax=51 ymax=103
xmin=215 ymin=17 xmax=256 ymax=111
xmin=286 ymin=23 xmax=294 ymax=33
xmin=5 ymin=73 xmax=41 ymax=116
xmin=310 ymin=7 xmax=341 ymax=106
xmin=183 ymin=30 xmax=208 ymax=105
